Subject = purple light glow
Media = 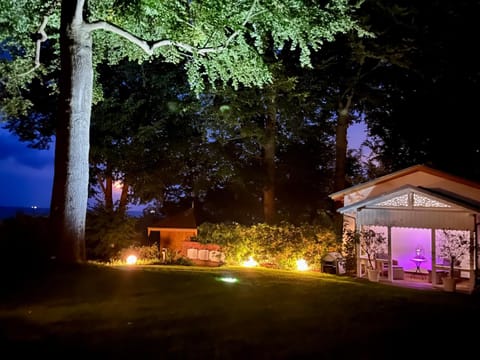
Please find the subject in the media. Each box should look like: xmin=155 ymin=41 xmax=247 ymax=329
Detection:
xmin=368 ymin=226 xmax=433 ymax=272
xmin=369 ymin=226 xmax=471 ymax=275
xmin=392 ymin=227 xmax=432 ymax=272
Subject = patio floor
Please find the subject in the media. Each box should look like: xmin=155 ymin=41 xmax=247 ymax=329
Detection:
xmin=378 ymin=276 xmax=475 ymax=294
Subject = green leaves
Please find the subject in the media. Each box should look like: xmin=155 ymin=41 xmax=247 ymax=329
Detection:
xmin=2 ymin=0 xmax=363 ymax=103
xmin=196 ymin=221 xmax=337 ymax=270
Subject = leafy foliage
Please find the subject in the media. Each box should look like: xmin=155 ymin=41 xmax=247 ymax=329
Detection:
xmin=196 ymin=221 xmax=338 ymax=270
xmin=85 ymin=206 xmax=143 ymax=261
xmin=365 ymin=0 xmax=480 ymax=182
xmin=88 ymin=59 xmax=208 ymax=209
xmin=438 ymin=229 xmax=471 ymax=278
xmin=114 ymin=244 xmax=161 ymax=264
xmin=341 ymin=227 xmax=357 ymax=275
xmin=112 ymin=245 xmax=193 ymax=265
xmin=438 ymin=230 xmax=470 ymax=262
xmin=1 ymin=0 xmax=365 ymax=113
xmin=0 ymin=0 xmax=365 ymax=264
xmin=344 ymin=228 xmax=386 ymax=270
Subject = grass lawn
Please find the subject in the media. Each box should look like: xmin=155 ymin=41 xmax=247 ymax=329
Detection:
xmin=1 ymin=263 xmax=479 ymax=358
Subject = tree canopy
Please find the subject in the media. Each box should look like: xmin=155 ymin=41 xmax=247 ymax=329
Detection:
xmin=0 ymin=0 xmax=365 ymax=263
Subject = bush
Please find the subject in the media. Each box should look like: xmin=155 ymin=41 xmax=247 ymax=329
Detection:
xmin=85 ymin=207 xmax=144 ymax=261
xmin=114 ymin=244 xmax=161 ymax=264
xmin=0 ymin=214 xmax=53 ymax=267
xmin=112 ymin=245 xmax=193 ymax=266
xmin=196 ymin=221 xmax=339 ymax=270
xmin=162 ymin=248 xmax=193 ymax=266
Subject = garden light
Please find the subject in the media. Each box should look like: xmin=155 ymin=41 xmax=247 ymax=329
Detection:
xmin=296 ymin=258 xmax=309 ymax=271
xmin=242 ymin=256 xmax=258 ymax=267
xmin=126 ymin=255 xmax=137 ymax=265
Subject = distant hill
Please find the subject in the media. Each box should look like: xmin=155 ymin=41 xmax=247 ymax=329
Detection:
xmin=0 ymin=206 xmax=50 ymax=220
xmin=0 ymin=206 xmax=143 ymax=220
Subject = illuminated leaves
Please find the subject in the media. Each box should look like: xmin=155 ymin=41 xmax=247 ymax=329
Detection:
xmin=2 ymin=0 xmax=363 ymax=100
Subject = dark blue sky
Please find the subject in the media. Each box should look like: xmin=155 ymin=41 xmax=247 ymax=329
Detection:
xmin=0 ymin=127 xmax=54 ymax=207
xmin=0 ymin=123 xmax=368 ymax=208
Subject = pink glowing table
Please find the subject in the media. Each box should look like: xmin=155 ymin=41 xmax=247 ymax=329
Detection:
xmin=411 ymin=257 xmax=427 ymax=273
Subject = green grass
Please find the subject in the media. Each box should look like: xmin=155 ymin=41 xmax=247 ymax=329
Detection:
xmin=1 ymin=263 xmax=479 ymax=358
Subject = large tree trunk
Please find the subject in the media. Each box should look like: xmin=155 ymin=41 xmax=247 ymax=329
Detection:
xmin=50 ymin=0 xmax=92 ymax=264
xmin=332 ymin=96 xmax=352 ymax=236
xmin=333 ymin=99 xmax=352 ymax=195
xmin=118 ymin=179 xmax=129 ymax=217
xmin=104 ymin=174 xmax=114 ymax=213
xmin=263 ymin=92 xmax=276 ymax=225
xmin=334 ymin=108 xmax=348 ymax=195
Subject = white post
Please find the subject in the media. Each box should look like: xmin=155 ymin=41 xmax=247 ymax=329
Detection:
xmin=387 ymin=226 xmax=392 ymax=282
xmin=431 ymin=228 xmax=437 ymax=286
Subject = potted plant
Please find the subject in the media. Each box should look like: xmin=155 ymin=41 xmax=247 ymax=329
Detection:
xmin=438 ymin=229 xmax=470 ymax=292
xmin=345 ymin=228 xmax=386 ymax=282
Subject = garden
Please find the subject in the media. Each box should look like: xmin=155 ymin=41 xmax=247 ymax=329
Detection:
xmin=2 ymin=262 xmax=479 ymax=358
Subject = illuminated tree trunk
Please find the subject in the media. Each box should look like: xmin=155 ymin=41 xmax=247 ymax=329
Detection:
xmin=50 ymin=0 xmax=91 ymax=263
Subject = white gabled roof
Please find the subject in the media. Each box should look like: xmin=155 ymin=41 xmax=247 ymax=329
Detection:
xmin=329 ymin=164 xmax=480 ymax=209
xmin=337 ymin=184 xmax=480 ymax=214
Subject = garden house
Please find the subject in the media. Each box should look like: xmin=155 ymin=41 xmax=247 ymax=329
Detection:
xmin=147 ymin=207 xmax=198 ymax=254
xmin=146 ymin=207 xmax=225 ymax=265
xmin=329 ymin=164 xmax=480 ymax=293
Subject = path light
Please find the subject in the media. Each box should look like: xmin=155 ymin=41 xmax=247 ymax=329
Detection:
xmin=218 ymin=277 xmax=238 ymax=283
xmin=126 ymin=255 xmax=137 ymax=265
xmin=296 ymin=258 xmax=309 ymax=271
xmin=242 ymin=256 xmax=258 ymax=267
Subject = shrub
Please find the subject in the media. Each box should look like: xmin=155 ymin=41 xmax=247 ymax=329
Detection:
xmin=0 ymin=214 xmax=53 ymax=267
xmin=196 ymin=221 xmax=338 ymax=271
xmin=343 ymin=228 xmax=386 ymax=272
xmin=438 ymin=229 xmax=471 ymax=278
xmin=162 ymin=248 xmax=193 ymax=266
xmin=112 ymin=245 xmax=193 ymax=266
xmin=85 ymin=207 xmax=144 ymax=261
xmin=342 ymin=229 xmax=358 ymax=276
xmin=114 ymin=244 xmax=161 ymax=264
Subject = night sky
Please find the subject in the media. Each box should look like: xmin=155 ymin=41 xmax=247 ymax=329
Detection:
xmin=0 ymin=123 xmax=368 ymax=208
xmin=0 ymin=127 xmax=54 ymax=208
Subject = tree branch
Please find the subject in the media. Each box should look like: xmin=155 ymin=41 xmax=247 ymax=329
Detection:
xmin=84 ymin=0 xmax=262 ymax=57
xmin=19 ymin=15 xmax=49 ymax=76
xmin=20 ymin=0 xmax=261 ymax=76
xmin=73 ymin=0 xmax=86 ymax=26
xmin=19 ymin=0 xmax=60 ymax=77
xmin=85 ymin=21 xmax=222 ymax=56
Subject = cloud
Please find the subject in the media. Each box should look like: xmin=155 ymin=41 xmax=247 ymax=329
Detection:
xmin=0 ymin=128 xmax=54 ymax=207
xmin=0 ymin=128 xmax=54 ymax=169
